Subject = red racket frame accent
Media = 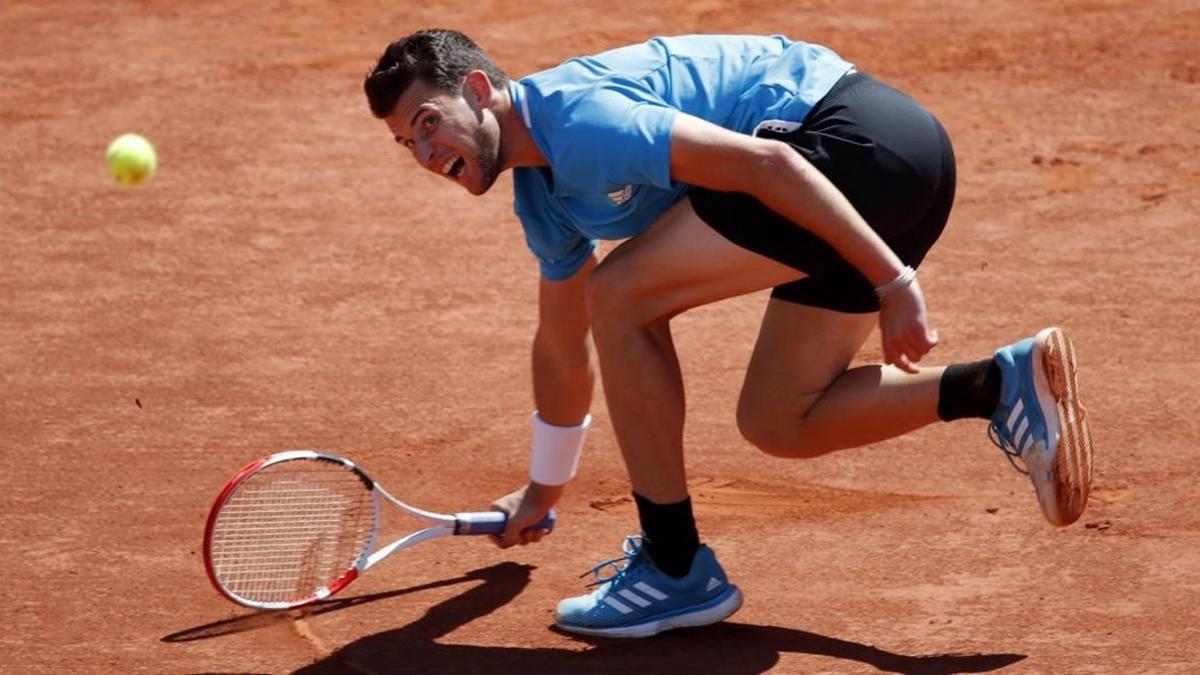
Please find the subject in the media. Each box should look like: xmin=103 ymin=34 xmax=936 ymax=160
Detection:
xmin=203 ymin=455 xmax=267 ymax=602
xmin=202 ymin=454 xmax=367 ymax=609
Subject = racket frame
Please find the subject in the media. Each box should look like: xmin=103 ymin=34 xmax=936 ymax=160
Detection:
xmin=203 ymin=450 xmax=549 ymax=610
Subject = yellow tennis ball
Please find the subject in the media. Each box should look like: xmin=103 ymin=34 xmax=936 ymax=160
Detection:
xmin=105 ymin=133 xmax=157 ymax=186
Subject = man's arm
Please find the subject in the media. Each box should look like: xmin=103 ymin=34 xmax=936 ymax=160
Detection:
xmin=668 ymin=113 xmax=937 ymax=371
xmin=533 ymin=255 xmax=596 ymax=425
xmin=491 ymin=256 xmax=596 ymax=548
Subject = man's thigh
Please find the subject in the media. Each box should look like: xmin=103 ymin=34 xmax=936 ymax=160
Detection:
xmin=590 ymin=197 xmax=804 ymax=322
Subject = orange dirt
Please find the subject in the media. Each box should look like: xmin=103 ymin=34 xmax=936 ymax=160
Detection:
xmin=2 ymin=1 xmax=1198 ymax=672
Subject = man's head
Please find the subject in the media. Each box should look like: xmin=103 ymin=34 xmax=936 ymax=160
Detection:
xmin=365 ymin=29 xmax=510 ymax=195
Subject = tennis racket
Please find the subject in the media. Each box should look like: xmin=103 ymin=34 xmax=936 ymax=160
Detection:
xmin=203 ymin=449 xmax=554 ymax=610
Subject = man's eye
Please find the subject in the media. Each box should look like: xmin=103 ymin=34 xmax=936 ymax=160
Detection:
xmin=422 ymin=114 xmax=438 ymax=129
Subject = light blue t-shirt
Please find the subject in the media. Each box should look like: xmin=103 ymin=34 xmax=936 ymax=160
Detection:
xmin=510 ymin=34 xmax=854 ymax=280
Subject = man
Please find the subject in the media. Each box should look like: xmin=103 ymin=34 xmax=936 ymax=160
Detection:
xmin=363 ymin=29 xmax=1094 ymax=638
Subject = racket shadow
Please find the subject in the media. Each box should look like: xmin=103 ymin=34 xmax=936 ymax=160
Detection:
xmin=162 ymin=568 xmax=499 ymax=643
xmin=292 ymin=564 xmax=1027 ymax=675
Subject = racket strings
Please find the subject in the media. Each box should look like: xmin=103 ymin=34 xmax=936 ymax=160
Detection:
xmin=209 ymin=461 xmax=376 ymax=604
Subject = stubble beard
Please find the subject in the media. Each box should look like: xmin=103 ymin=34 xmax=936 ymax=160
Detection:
xmin=471 ymin=122 xmax=501 ymax=195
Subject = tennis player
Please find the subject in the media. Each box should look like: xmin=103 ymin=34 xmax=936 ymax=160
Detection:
xmin=363 ymin=29 xmax=1094 ymax=637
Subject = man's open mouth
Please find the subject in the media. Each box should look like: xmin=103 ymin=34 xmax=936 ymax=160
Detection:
xmin=441 ymin=155 xmax=465 ymax=179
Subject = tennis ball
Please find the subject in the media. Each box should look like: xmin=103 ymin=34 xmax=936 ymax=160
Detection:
xmin=105 ymin=133 xmax=157 ymax=186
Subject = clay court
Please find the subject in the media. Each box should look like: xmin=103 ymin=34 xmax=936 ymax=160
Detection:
xmin=2 ymin=0 xmax=1198 ymax=672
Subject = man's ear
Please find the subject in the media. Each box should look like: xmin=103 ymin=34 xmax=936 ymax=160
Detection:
xmin=463 ymin=70 xmax=494 ymax=108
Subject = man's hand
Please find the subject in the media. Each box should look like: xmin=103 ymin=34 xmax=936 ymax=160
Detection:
xmin=490 ymin=481 xmax=564 ymax=549
xmin=879 ymin=277 xmax=938 ymax=373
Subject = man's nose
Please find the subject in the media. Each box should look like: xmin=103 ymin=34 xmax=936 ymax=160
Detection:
xmin=415 ymin=141 xmax=435 ymax=170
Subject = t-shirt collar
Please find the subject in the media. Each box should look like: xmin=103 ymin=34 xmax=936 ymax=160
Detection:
xmin=509 ymin=80 xmax=532 ymax=128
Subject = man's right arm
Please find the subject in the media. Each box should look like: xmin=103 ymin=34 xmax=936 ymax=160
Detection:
xmin=491 ymin=255 xmax=596 ymax=548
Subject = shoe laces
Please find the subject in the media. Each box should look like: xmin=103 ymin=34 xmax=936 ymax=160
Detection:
xmin=988 ymin=421 xmax=1030 ymax=475
xmin=580 ymin=535 xmax=644 ymax=588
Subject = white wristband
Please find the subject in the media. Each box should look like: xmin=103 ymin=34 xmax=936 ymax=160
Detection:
xmin=529 ymin=411 xmax=591 ymax=486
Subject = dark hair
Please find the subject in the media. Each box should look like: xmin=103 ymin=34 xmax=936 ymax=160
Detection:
xmin=364 ymin=29 xmax=509 ymax=119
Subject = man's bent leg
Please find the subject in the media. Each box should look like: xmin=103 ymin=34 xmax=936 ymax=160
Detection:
xmin=586 ymin=198 xmax=804 ymax=502
xmin=737 ymin=299 xmax=947 ymax=457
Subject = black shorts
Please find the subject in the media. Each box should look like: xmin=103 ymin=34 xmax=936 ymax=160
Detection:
xmin=690 ymin=70 xmax=956 ymax=313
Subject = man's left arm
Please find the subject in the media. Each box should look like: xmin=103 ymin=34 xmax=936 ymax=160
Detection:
xmin=668 ymin=113 xmax=937 ymax=370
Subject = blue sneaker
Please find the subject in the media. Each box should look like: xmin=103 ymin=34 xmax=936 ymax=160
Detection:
xmin=990 ymin=327 xmax=1094 ymax=526
xmin=555 ymin=535 xmax=743 ymax=638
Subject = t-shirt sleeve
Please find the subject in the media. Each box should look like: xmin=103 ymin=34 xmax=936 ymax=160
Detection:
xmin=525 ymin=227 xmax=596 ymax=281
xmin=549 ymin=85 xmax=679 ymax=194
xmin=513 ymin=170 xmax=598 ymax=281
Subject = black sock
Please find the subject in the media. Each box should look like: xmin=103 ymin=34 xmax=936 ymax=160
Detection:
xmin=937 ymin=358 xmax=1002 ymax=421
xmin=632 ymin=492 xmax=700 ymax=578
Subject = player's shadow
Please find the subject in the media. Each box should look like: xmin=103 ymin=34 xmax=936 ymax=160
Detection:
xmin=162 ymin=574 xmax=485 ymax=643
xmin=291 ymin=562 xmax=1026 ymax=675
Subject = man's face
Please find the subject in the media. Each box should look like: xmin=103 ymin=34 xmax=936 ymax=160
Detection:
xmin=384 ymin=77 xmax=502 ymax=196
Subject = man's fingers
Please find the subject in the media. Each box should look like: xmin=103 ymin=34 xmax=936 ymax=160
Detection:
xmin=903 ymin=334 xmax=927 ymax=365
xmin=504 ymin=522 xmax=524 ymax=547
xmin=518 ymin=522 xmax=552 ymax=545
xmin=895 ymin=331 xmax=916 ymax=359
xmin=899 ymin=324 xmax=938 ymax=366
xmin=883 ymin=331 xmax=923 ymax=373
xmin=911 ymin=328 xmax=937 ymax=356
xmin=494 ymin=519 xmax=552 ymax=547
xmin=882 ymin=337 xmax=898 ymax=367
xmin=497 ymin=513 xmax=538 ymax=547
xmin=493 ymin=514 xmax=525 ymax=548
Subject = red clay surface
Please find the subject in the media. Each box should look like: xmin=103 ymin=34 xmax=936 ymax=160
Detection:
xmin=3 ymin=1 xmax=1198 ymax=672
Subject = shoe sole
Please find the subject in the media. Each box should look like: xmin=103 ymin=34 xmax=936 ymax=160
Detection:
xmin=555 ymin=585 xmax=744 ymax=638
xmin=1029 ymin=326 xmax=1094 ymax=526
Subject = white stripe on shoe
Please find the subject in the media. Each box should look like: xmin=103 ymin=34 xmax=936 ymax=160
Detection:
xmin=1006 ymin=399 xmax=1024 ymax=434
xmin=1018 ymin=427 xmax=1035 ymax=457
xmin=618 ymin=589 xmax=652 ymax=607
xmin=1013 ymin=417 xmax=1030 ymax=453
xmin=604 ymin=596 xmax=634 ymax=614
xmin=633 ymin=582 xmax=668 ymax=600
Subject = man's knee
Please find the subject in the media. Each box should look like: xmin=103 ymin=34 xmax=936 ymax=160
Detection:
xmin=585 ymin=258 xmax=659 ymax=330
xmin=584 ymin=263 xmax=626 ymax=327
xmin=735 ymin=397 xmax=827 ymax=459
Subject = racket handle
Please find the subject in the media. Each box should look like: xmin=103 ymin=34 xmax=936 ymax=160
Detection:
xmin=454 ymin=509 xmax=557 ymax=536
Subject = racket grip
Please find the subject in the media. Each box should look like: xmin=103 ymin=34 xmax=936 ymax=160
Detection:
xmin=454 ymin=509 xmax=557 ymax=536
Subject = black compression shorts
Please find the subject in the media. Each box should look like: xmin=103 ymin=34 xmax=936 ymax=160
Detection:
xmin=690 ymin=70 xmax=956 ymax=313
